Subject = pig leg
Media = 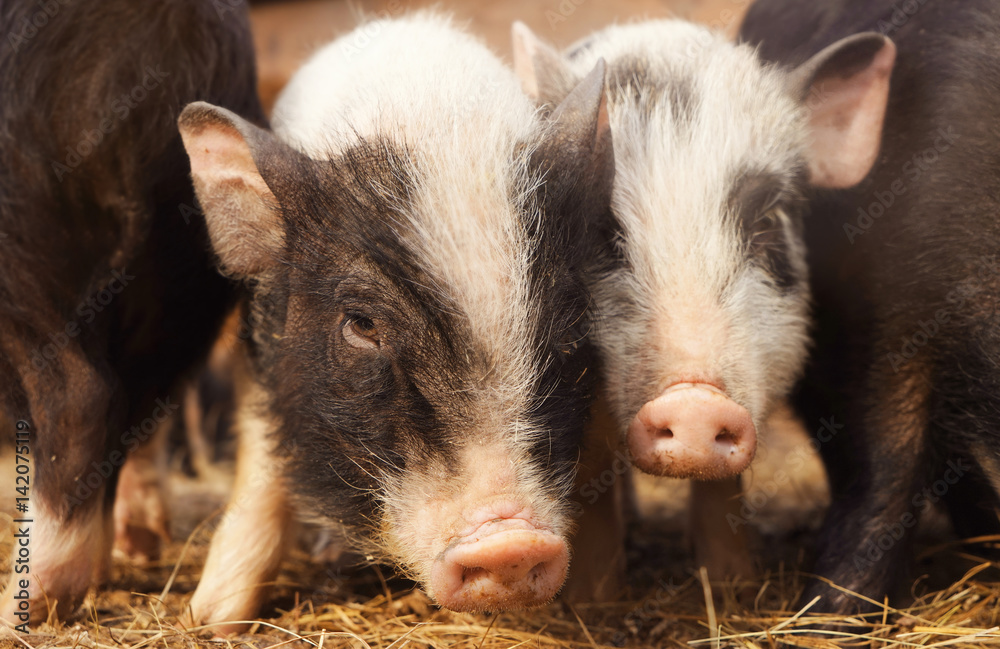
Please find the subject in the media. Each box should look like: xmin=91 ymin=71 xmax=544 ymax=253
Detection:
xmin=0 ymin=331 xmax=118 ymax=626
xmin=940 ymin=460 xmax=1000 ymax=542
xmin=186 ymin=370 xmax=293 ymax=634
xmin=1 ymin=500 xmax=113 ymax=626
xmin=112 ymin=414 xmax=172 ymax=564
xmin=563 ymin=395 xmax=629 ymax=602
xmin=183 ymin=380 xmax=216 ymax=480
xmin=184 ymin=330 xmax=238 ymax=484
xmin=689 ymin=477 xmax=752 ymax=581
xmin=800 ymin=360 xmax=931 ymax=615
xmin=933 ymin=356 xmax=1000 ymax=548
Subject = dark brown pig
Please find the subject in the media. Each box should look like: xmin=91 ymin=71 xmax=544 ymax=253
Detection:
xmin=0 ymin=0 xmax=263 ymax=628
xmin=741 ymin=0 xmax=1000 ymax=616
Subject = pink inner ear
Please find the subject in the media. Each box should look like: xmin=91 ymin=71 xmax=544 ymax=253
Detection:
xmin=179 ymin=116 xmax=283 ymax=276
xmin=183 ymin=123 xmax=272 ymax=199
xmin=596 ymin=90 xmax=611 ymax=143
xmin=806 ymin=40 xmax=897 ymax=189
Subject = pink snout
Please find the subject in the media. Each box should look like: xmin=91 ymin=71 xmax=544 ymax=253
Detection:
xmin=628 ymin=382 xmax=756 ymax=479
xmin=428 ymin=517 xmax=568 ymax=612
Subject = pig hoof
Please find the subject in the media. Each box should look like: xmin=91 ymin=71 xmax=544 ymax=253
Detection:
xmin=112 ymin=496 xmax=170 ymax=564
xmin=113 ymin=523 xmax=167 ymax=564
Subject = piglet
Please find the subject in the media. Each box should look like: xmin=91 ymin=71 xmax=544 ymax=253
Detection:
xmin=179 ymin=12 xmax=613 ymax=630
xmin=0 ymin=0 xmax=262 ymax=628
xmin=513 ymin=19 xmax=893 ymax=579
xmin=742 ymin=0 xmax=1000 ymax=615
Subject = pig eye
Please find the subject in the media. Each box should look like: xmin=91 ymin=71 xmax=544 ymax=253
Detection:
xmin=762 ymin=207 xmax=784 ymax=227
xmin=745 ymin=207 xmax=786 ymax=245
xmin=342 ymin=314 xmax=381 ymax=349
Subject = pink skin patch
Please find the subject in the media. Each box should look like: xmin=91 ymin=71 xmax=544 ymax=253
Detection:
xmin=628 ymin=382 xmax=756 ymax=480
xmin=428 ymin=509 xmax=569 ymax=612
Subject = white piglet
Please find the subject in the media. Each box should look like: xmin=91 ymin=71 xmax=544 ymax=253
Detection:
xmin=513 ymin=20 xmax=894 ymax=577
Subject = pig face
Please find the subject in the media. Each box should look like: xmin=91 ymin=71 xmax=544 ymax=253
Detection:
xmin=179 ymin=15 xmax=612 ymax=612
xmin=514 ymin=22 xmax=894 ymax=480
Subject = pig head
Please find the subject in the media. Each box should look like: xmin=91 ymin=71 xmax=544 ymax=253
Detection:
xmin=178 ymin=14 xmax=613 ymax=618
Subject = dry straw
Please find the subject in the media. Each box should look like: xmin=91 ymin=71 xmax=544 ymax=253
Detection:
xmin=2 ymin=526 xmax=1000 ymax=649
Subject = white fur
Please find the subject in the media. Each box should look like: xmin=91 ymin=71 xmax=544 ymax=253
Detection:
xmin=271 ymin=12 xmax=572 ymax=592
xmin=0 ymin=500 xmax=110 ymax=624
xmin=565 ymin=21 xmax=812 ymax=432
xmin=189 ymin=377 xmax=293 ymax=632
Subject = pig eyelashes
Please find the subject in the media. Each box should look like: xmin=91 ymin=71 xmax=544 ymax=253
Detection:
xmin=557 ymin=331 xmax=583 ymax=355
xmin=742 ymin=205 xmax=798 ymax=290
xmin=341 ymin=313 xmax=382 ymax=350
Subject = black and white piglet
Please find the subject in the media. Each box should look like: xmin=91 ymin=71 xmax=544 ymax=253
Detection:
xmin=180 ymin=13 xmax=613 ymax=629
xmin=513 ymin=19 xmax=893 ymax=575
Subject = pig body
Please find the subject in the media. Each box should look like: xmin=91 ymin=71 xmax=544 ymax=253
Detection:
xmin=181 ymin=13 xmax=613 ymax=628
xmin=0 ymin=0 xmax=263 ymax=626
xmin=512 ymin=19 xmax=894 ymax=579
xmin=741 ymin=0 xmax=1000 ymax=613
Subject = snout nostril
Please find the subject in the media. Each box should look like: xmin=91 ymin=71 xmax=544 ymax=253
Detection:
xmin=715 ymin=428 xmax=738 ymax=445
xmin=432 ymin=528 xmax=568 ymax=611
xmin=461 ymin=566 xmax=488 ymax=583
xmin=628 ymin=385 xmax=757 ymax=478
xmin=528 ymin=563 xmax=545 ymax=582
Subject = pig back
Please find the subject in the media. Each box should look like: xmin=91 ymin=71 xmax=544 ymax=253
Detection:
xmin=0 ymin=0 xmax=265 ymax=413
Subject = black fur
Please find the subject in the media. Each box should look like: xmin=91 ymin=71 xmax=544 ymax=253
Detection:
xmin=741 ymin=0 xmax=1000 ymax=616
xmin=603 ymin=55 xmax=698 ymax=124
xmin=727 ymin=170 xmax=806 ymax=292
xmin=0 ymin=0 xmax=263 ymax=620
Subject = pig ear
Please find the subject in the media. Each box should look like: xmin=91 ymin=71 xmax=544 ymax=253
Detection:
xmin=792 ymin=33 xmax=897 ymax=188
xmin=546 ymin=59 xmax=612 ymax=164
xmin=178 ymin=101 xmax=286 ymax=277
xmin=537 ymin=59 xmax=614 ymax=235
xmin=512 ymin=21 xmax=580 ymax=106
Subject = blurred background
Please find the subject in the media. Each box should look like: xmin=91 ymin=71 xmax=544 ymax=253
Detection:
xmin=248 ymin=0 xmax=752 ymax=112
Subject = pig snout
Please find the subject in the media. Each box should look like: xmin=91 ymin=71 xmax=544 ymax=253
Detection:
xmin=428 ymin=516 xmax=569 ymax=612
xmin=628 ymin=382 xmax=756 ymax=479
